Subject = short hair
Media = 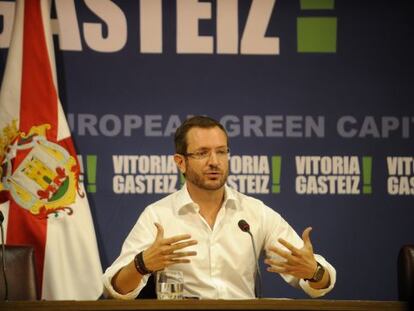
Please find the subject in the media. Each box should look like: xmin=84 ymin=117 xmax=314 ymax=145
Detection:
xmin=174 ymin=116 xmax=228 ymax=154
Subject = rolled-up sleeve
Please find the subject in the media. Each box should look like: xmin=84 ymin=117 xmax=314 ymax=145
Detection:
xmin=298 ymin=254 xmax=336 ymax=298
xmin=102 ymin=207 xmax=157 ymax=299
xmin=102 ymin=259 xmax=150 ymax=299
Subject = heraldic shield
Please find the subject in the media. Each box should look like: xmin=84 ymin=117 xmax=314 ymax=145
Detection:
xmin=0 ymin=122 xmax=78 ymax=217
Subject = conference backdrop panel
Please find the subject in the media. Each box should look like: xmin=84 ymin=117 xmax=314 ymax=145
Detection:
xmin=0 ymin=0 xmax=412 ymax=300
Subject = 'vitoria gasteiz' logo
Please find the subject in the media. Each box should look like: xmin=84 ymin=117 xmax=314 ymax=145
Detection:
xmin=297 ymin=0 xmax=337 ymax=53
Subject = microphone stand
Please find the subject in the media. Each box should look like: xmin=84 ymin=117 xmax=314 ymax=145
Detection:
xmin=0 ymin=211 xmax=8 ymax=301
xmin=246 ymin=230 xmax=263 ymax=298
xmin=238 ymin=219 xmax=263 ymax=298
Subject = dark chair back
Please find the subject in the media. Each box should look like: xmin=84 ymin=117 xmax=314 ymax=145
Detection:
xmin=0 ymin=245 xmax=38 ymax=300
xmin=398 ymin=244 xmax=414 ymax=302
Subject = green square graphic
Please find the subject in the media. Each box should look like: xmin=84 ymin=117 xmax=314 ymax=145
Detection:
xmin=300 ymin=0 xmax=335 ymax=10
xmin=297 ymin=17 xmax=337 ymax=53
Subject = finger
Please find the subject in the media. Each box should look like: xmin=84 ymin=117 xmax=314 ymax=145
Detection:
xmin=265 ymin=253 xmax=300 ymax=266
xmin=302 ymin=227 xmax=313 ymax=249
xmin=268 ymin=245 xmax=293 ymax=260
xmin=163 ymin=234 xmax=193 ymax=245
xmin=266 ymin=257 xmax=308 ymax=277
xmin=154 ymin=223 xmax=164 ymax=242
xmin=265 ymin=255 xmax=301 ymax=267
xmin=169 ymin=239 xmax=198 ymax=251
xmin=267 ymin=265 xmax=286 ymax=274
xmin=166 ymin=259 xmax=192 ymax=266
xmin=264 ymin=258 xmax=285 ymax=267
xmin=159 ymin=240 xmax=197 ymax=255
xmin=269 ymin=246 xmax=297 ymax=261
xmin=167 ymin=251 xmax=197 ymax=259
xmin=278 ymin=238 xmax=300 ymax=255
xmin=266 ymin=261 xmax=301 ymax=276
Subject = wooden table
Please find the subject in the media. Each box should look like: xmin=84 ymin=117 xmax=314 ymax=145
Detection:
xmin=0 ymin=299 xmax=407 ymax=311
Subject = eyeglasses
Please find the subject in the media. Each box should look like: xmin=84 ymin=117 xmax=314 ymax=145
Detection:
xmin=183 ymin=147 xmax=230 ymax=160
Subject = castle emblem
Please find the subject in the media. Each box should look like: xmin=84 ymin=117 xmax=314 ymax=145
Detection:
xmin=0 ymin=122 xmax=78 ymax=216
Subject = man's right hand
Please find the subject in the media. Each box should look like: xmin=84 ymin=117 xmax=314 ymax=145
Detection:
xmin=142 ymin=222 xmax=198 ymax=272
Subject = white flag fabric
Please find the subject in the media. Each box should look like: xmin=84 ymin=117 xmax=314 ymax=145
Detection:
xmin=0 ymin=0 xmax=103 ymax=299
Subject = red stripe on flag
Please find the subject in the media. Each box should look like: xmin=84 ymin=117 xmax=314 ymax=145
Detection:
xmin=7 ymin=0 xmax=59 ymax=296
xmin=20 ymin=0 xmax=58 ymax=139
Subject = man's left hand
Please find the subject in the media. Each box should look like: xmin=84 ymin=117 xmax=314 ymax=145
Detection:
xmin=265 ymin=227 xmax=317 ymax=280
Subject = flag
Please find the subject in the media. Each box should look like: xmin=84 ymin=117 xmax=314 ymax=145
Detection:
xmin=0 ymin=0 xmax=103 ymax=299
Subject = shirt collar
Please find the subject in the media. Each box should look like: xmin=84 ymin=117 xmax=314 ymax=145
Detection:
xmin=174 ymin=183 xmax=239 ymax=214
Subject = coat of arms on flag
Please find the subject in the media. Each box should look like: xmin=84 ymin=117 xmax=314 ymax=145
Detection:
xmin=1 ymin=122 xmax=80 ymax=217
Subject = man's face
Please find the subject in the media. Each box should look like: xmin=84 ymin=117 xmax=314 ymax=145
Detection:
xmin=182 ymin=126 xmax=229 ymax=191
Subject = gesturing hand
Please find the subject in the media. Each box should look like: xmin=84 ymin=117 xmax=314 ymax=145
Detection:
xmin=265 ymin=227 xmax=317 ymax=280
xmin=142 ymin=223 xmax=197 ymax=272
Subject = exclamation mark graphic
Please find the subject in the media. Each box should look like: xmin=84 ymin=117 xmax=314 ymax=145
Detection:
xmin=77 ymin=155 xmax=85 ymax=183
xmin=272 ymin=156 xmax=282 ymax=194
xmin=362 ymin=156 xmax=372 ymax=194
xmin=86 ymin=155 xmax=97 ymax=193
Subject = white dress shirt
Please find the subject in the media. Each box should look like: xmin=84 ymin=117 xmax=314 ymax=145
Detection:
xmin=102 ymin=184 xmax=336 ymax=299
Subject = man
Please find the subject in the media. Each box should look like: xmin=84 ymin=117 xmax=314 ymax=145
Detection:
xmin=103 ymin=116 xmax=336 ymax=299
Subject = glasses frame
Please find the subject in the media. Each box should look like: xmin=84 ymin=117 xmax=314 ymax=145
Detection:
xmin=182 ymin=147 xmax=230 ymax=160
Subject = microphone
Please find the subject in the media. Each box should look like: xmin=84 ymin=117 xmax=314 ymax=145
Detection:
xmin=0 ymin=211 xmax=8 ymax=300
xmin=238 ymin=219 xmax=262 ymax=298
xmin=238 ymin=219 xmax=250 ymax=232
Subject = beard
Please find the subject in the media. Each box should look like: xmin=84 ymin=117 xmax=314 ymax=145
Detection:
xmin=184 ymin=162 xmax=229 ymax=191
